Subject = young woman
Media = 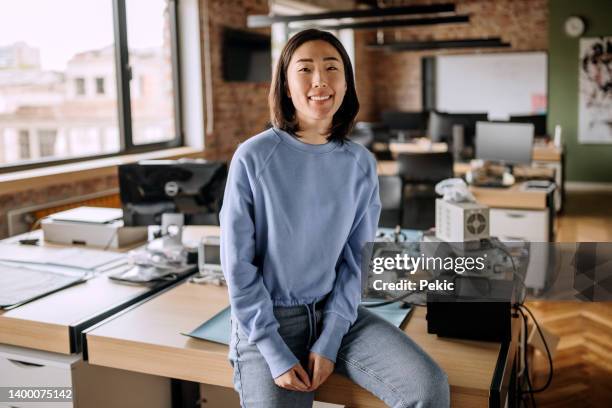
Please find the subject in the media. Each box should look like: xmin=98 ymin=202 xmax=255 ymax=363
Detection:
xmin=221 ymin=29 xmax=449 ymax=408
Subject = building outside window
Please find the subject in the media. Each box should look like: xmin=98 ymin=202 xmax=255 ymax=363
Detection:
xmin=75 ymin=77 xmax=86 ymax=96
xmin=0 ymin=0 xmax=182 ymax=172
xmin=95 ymin=77 xmax=105 ymax=95
xmin=18 ymin=130 xmax=30 ymax=160
xmin=38 ymin=129 xmax=57 ymax=157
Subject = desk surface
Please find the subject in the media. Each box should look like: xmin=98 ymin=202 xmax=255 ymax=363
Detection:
xmin=0 ymin=226 xmax=218 ymax=354
xmin=377 ymin=160 xmax=549 ymax=210
xmin=85 ymin=282 xmax=513 ymax=408
xmin=387 ymin=141 xmax=562 ymax=162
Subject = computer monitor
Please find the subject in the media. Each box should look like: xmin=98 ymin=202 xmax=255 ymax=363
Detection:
xmin=429 ymin=111 xmax=488 ymax=144
xmin=475 ymin=122 xmax=534 ymax=165
xmin=119 ymin=159 xmax=228 ymax=227
xmin=381 ymin=111 xmax=428 ymax=137
xmin=509 ymin=114 xmax=547 ymax=137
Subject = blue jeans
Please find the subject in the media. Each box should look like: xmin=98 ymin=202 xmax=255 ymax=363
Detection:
xmin=229 ymin=304 xmax=450 ymax=408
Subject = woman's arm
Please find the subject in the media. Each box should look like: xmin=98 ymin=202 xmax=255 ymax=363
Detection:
xmin=310 ymin=155 xmax=382 ymax=363
xmin=220 ymin=149 xmax=299 ymax=379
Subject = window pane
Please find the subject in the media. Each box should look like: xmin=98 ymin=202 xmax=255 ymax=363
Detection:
xmin=0 ymin=0 xmax=119 ymax=167
xmin=126 ymin=0 xmax=176 ymax=145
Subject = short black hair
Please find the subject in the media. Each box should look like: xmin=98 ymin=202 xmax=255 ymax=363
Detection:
xmin=268 ymin=29 xmax=359 ymax=143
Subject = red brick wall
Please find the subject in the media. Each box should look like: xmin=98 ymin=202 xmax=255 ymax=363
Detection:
xmin=203 ymin=0 xmax=271 ymax=161
xmin=354 ymin=0 xmax=548 ymax=120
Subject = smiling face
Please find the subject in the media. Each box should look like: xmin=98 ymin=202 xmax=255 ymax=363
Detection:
xmin=285 ymin=40 xmax=347 ymax=130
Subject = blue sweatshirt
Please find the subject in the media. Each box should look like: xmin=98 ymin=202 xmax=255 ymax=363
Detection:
xmin=220 ymin=127 xmax=381 ymax=378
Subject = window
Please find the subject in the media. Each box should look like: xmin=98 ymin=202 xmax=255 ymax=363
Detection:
xmin=38 ymin=130 xmax=57 ymax=157
xmin=95 ymin=77 xmax=105 ymax=95
xmin=18 ymin=130 xmax=30 ymax=160
xmin=0 ymin=0 xmax=182 ymax=172
xmin=126 ymin=0 xmax=178 ymax=145
xmin=75 ymin=78 xmax=86 ymax=96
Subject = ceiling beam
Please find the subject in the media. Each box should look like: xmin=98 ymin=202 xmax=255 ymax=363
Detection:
xmin=247 ymin=4 xmax=456 ymax=28
xmin=303 ymin=15 xmax=469 ymax=31
xmin=367 ymin=38 xmax=511 ymax=51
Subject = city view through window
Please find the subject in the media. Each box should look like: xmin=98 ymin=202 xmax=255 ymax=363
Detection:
xmin=0 ymin=0 xmax=177 ymax=168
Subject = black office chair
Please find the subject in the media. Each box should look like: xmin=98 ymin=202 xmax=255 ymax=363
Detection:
xmin=396 ymin=152 xmax=454 ymax=230
xmin=349 ymin=122 xmax=375 ymax=148
xmin=360 ymin=122 xmax=393 ymax=161
xmin=378 ymin=175 xmax=403 ymax=228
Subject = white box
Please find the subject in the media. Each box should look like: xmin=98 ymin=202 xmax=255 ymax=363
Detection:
xmin=42 ymin=218 xmax=147 ymax=249
xmin=435 ymin=199 xmax=489 ymax=242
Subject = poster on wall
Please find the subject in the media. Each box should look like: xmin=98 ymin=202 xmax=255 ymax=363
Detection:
xmin=578 ymin=37 xmax=612 ymax=144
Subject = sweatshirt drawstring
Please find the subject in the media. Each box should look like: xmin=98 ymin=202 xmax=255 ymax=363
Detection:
xmin=304 ymin=303 xmax=313 ymax=348
xmin=312 ymin=301 xmax=318 ymax=341
xmin=303 ymin=300 xmax=319 ymax=348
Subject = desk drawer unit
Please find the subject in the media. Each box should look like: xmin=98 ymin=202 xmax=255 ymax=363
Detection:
xmin=490 ymin=209 xmax=549 ymax=242
xmin=0 ymin=345 xmax=76 ymax=408
xmin=0 ymin=344 xmax=171 ymax=408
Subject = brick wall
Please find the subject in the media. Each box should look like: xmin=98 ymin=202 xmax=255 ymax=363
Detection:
xmin=202 ymin=0 xmax=271 ymax=161
xmin=354 ymin=0 xmax=548 ymax=120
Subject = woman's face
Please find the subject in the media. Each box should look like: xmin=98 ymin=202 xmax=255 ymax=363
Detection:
xmin=286 ymin=40 xmax=347 ymax=126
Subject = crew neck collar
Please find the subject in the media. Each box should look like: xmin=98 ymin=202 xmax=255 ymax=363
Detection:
xmin=273 ymin=128 xmax=338 ymax=154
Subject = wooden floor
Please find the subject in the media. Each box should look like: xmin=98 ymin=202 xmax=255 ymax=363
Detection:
xmin=526 ymin=191 xmax=612 ymax=408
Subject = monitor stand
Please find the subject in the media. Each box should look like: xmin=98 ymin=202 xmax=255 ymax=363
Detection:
xmin=146 ymin=213 xmax=185 ymax=252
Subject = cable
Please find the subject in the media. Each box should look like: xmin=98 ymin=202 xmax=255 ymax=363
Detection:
xmin=494 ymin=242 xmax=528 ymax=305
xmin=519 ymin=303 xmax=554 ymax=393
xmin=103 ymin=228 xmax=119 ymax=251
xmin=517 ymin=306 xmax=537 ymax=408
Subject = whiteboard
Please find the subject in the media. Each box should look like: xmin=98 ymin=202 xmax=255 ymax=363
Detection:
xmin=436 ymin=52 xmax=547 ymax=120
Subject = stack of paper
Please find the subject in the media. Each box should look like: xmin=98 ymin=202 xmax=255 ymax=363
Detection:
xmin=0 ymin=243 xmax=126 ymax=277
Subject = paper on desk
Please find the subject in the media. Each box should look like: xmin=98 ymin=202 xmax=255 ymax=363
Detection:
xmin=0 ymin=264 xmax=85 ymax=309
xmin=184 ymin=301 xmax=413 ymax=346
xmin=0 ymin=260 xmax=89 ymax=278
xmin=0 ymin=243 xmax=125 ymax=271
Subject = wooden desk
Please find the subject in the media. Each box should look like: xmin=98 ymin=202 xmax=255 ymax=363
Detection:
xmin=532 ymin=145 xmax=562 ymax=162
xmin=85 ymin=282 xmax=519 ymax=408
xmin=377 ymin=160 xmax=549 ymax=211
xmin=377 ymin=160 xmax=554 ymax=241
xmin=0 ymin=226 xmax=218 ymax=354
xmin=389 ymin=141 xmax=448 ymax=156
xmin=387 ymin=141 xmax=562 ymax=163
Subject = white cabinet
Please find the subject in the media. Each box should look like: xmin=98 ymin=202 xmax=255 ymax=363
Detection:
xmin=0 ymin=345 xmax=75 ymax=408
xmin=490 ymin=208 xmax=549 ymax=242
xmin=0 ymin=344 xmax=170 ymax=408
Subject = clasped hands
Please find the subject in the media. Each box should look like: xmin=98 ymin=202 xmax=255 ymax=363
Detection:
xmin=274 ymin=352 xmax=334 ymax=392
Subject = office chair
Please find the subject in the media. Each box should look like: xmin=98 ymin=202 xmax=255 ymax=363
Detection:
xmin=360 ymin=122 xmax=393 ymax=161
xmin=396 ymin=152 xmax=454 ymax=230
xmin=349 ymin=122 xmax=376 ymax=148
xmin=378 ymin=175 xmax=403 ymax=228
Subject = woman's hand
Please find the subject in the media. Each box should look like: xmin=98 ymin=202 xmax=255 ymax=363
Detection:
xmin=274 ymin=363 xmax=312 ymax=391
xmin=308 ymin=352 xmax=335 ymax=391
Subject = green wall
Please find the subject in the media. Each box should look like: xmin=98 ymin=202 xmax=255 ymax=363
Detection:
xmin=548 ymin=0 xmax=612 ymax=182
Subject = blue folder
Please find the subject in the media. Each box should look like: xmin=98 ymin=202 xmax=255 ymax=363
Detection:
xmin=184 ymin=300 xmax=412 ymax=346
